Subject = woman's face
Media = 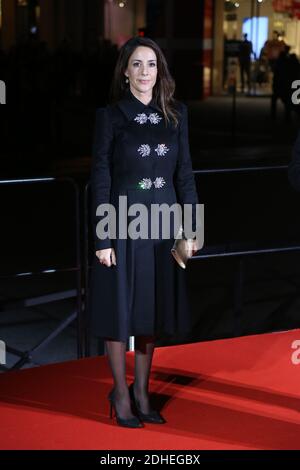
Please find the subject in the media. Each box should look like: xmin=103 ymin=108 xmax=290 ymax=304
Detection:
xmin=124 ymin=46 xmax=158 ymax=96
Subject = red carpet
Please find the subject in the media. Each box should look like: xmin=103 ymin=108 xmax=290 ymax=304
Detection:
xmin=0 ymin=329 xmax=300 ymax=450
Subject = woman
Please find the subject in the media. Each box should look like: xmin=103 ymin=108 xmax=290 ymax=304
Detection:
xmin=88 ymin=36 xmax=199 ymax=428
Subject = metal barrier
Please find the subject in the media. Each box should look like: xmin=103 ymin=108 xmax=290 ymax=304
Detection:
xmin=0 ymin=177 xmax=83 ymax=370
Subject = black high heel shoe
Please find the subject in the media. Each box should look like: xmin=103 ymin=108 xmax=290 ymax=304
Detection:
xmin=107 ymin=389 xmax=144 ymax=428
xmin=129 ymin=383 xmax=166 ymax=424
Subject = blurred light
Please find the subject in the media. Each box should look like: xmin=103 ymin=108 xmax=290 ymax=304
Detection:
xmin=138 ymin=28 xmax=146 ymax=37
xmin=234 ymin=2 xmax=240 ymax=7
xmin=111 ymin=0 xmax=127 ymax=6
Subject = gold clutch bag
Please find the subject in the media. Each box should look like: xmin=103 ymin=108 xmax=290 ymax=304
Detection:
xmin=171 ymin=226 xmax=200 ymax=269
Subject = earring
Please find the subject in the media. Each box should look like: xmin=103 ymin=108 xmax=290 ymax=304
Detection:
xmin=125 ymin=77 xmax=129 ymax=83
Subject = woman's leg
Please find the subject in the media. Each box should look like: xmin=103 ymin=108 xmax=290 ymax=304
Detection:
xmin=105 ymin=338 xmax=135 ymax=419
xmin=134 ymin=335 xmax=156 ymax=414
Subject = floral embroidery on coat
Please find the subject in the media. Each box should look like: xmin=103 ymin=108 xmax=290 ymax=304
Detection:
xmin=153 ymin=177 xmax=166 ymax=188
xmin=148 ymin=113 xmax=162 ymax=124
xmin=134 ymin=113 xmax=148 ymax=124
xmin=138 ymin=178 xmax=153 ymax=190
xmin=138 ymin=177 xmax=166 ymax=189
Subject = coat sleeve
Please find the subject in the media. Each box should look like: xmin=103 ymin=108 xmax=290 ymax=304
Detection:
xmin=174 ymin=103 xmax=199 ymax=235
xmin=90 ymin=107 xmax=114 ymax=251
xmin=288 ymin=130 xmax=300 ymax=191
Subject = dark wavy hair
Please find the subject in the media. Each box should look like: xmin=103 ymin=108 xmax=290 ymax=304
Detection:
xmin=109 ymin=36 xmax=180 ymax=128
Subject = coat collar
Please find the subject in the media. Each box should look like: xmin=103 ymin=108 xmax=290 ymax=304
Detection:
xmin=117 ymin=88 xmax=162 ymax=122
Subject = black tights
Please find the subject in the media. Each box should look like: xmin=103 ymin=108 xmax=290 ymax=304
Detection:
xmin=104 ymin=335 xmax=155 ymax=419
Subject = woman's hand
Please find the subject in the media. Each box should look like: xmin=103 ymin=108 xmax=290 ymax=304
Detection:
xmin=96 ymin=248 xmax=117 ymax=267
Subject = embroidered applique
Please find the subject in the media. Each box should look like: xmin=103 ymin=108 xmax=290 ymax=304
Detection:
xmin=138 ymin=144 xmax=151 ymax=157
xmin=134 ymin=112 xmax=162 ymax=125
xmin=148 ymin=113 xmax=162 ymax=124
xmin=134 ymin=113 xmax=148 ymax=124
xmin=154 ymin=144 xmax=169 ymax=157
xmin=138 ymin=178 xmax=152 ymax=190
xmin=138 ymin=177 xmax=166 ymax=189
xmin=153 ymin=177 xmax=166 ymax=188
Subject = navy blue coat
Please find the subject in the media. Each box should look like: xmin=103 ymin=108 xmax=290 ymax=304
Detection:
xmin=87 ymin=89 xmax=199 ymax=341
